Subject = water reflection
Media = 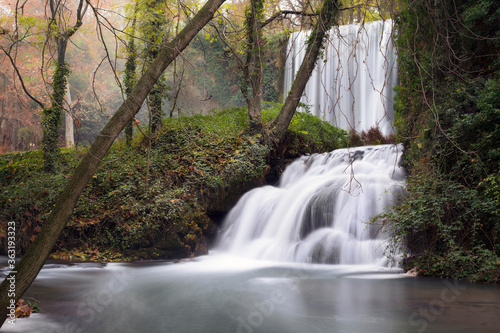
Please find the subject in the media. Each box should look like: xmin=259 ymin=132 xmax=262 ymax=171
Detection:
xmin=1 ymin=255 xmax=499 ymax=333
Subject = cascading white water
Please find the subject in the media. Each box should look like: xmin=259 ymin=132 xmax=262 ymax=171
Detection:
xmin=217 ymin=144 xmax=405 ymax=265
xmin=283 ymin=20 xmax=398 ymax=135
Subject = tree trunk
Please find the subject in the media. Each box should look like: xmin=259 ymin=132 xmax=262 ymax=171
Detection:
xmin=124 ymin=6 xmax=138 ymax=147
xmin=0 ymin=73 xmax=5 ymax=132
xmin=242 ymin=0 xmax=264 ymax=129
xmin=147 ymin=0 xmax=167 ymax=135
xmin=270 ymin=0 xmax=340 ymax=144
xmin=41 ymin=0 xmax=87 ymax=171
xmin=149 ymin=83 xmax=163 ymax=133
xmin=64 ymin=86 xmax=74 ymax=148
xmin=41 ymin=60 xmax=68 ymax=172
xmin=124 ymin=39 xmax=137 ymax=146
xmin=0 ymin=0 xmax=226 ymax=328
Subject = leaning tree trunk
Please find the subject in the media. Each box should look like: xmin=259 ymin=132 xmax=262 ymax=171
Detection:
xmin=0 ymin=0 xmax=226 ymax=328
xmin=270 ymin=0 xmax=340 ymax=144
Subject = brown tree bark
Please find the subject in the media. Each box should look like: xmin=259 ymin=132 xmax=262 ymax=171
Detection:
xmin=270 ymin=0 xmax=340 ymax=145
xmin=244 ymin=0 xmax=264 ymax=128
xmin=0 ymin=0 xmax=226 ymax=328
xmin=42 ymin=0 xmax=88 ymax=172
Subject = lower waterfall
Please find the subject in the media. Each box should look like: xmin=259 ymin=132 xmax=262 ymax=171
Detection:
xmin=217 ymin=144 xmax=405 ymax=265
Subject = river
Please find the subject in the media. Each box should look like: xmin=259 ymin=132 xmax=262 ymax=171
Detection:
xmin=1 ymin=255 xmax=499 ymax=333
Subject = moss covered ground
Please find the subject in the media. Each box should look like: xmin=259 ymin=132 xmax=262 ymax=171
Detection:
xmin=0 ymin=104 xmax=348 ymax=261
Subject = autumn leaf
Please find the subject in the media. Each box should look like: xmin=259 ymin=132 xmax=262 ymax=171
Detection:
xmin=15 ymin=299 xmax=33 ymax=318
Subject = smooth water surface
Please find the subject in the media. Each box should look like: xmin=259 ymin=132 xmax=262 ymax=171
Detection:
xmin=2 ymin=255 xmax=499 ymax=333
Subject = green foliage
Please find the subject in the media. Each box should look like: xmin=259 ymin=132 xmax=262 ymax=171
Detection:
xmin=262 ymin=33 xmax=288 ymax=103
xmin=124 ymin=38 xmax=137 ymax=98
xmin=181 ymin=106 xmax=248 ymax=136
xmin=375 ymin=168 xmax=499 ymax=283
xmin=124 ymin=0 xmax=169 ymax=133
xmin=123 ymin=5 xmax=138 ymax=146
xmin=339 ymin=0 xmax=394 ymax=24
xmin=482 ymin=173 xmax=500 ymax=215
xmin=192 ymin=27 xmax=287 ymax=109
xmin=410 ymin=249 xmax=499 ymax=283
xmin=306 ymin=0 xmax=341 ymax=49
xmin=124 ymin=37 xmax=137 ymax=145
xmin=192 ymin=33 xmax=246 ymax=107
xmin=287 ymin=108 xmax=349 ymax=151
xmin=142 ymin=0 xmax=169 ymax=133
xmin=385 ymin=0 xmax=500 ymax=282
xmin=0 ymin=148 xmax=82 ymax=252
xmin=1 ymin=106 xmax=346 ymax=261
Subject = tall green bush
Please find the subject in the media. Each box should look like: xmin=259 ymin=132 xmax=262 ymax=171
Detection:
xmin=378 ymin=0 xmax=500 ymax=283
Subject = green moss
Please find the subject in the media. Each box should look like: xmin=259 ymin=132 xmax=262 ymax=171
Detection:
xmin=379 ymin=0 xmax=500 ymax=283
xmin=41 ymin=62 xmax=70 ymax=173
xmin=1 ymin=106 xmax=347 ymax=261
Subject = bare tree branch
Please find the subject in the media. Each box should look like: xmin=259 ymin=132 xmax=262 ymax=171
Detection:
xmin=0 ymin=46 xmax=45 ymax=109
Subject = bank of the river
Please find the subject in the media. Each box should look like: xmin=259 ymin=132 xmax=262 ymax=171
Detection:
xmin=0 ymin=104 xmax=348 ymax=262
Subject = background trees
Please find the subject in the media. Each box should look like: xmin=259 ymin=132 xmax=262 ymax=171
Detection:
xmin=2 ymin=0 xmax=89 ymax=172
xmin=0 ymin=1 xmax=48 ymax=153
xmin=1 ymin=0 xmax=338 ymax=154
xmin=0 ymin=1 xmax=123 ymax=166
xmin=0 ymin=0 xmax=228 ymax=326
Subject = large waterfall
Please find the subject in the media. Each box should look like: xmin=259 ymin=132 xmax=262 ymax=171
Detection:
xmin=284 ymin=20 xmax=398 ymax=135
xmin=217 ymin=144 xmax=405 ymax=265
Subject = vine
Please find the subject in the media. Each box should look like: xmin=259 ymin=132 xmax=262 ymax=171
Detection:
xmin=41 ymin=61 xmax=69 ymax=173
xmin=124 ymin=4 xmax=138 ymax=147
xmin=374 ymin=0 xmax=500 ymax=283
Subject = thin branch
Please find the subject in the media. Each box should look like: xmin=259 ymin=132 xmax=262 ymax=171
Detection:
xmin=87 ymin=3 xmax=124 ymax=98
xmin=0 ymin=46 xmax=45 ymax=109
xmin=209 ymin=22 xmax=245 ymax=67
xmin=260 ymin=10 xmax=317 ymax=29
xmin=259 ymin=5 xmax=360 ymax=29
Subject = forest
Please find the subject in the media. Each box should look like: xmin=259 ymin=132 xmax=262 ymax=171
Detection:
xmin=0 ymin=0 xmax=498 ymax=329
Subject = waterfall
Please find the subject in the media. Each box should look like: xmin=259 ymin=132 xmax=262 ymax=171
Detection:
xmin=283 ymin=20 xmax=398 ymax=135
xmin=217 ymin=144 xmax=405 ymax=265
